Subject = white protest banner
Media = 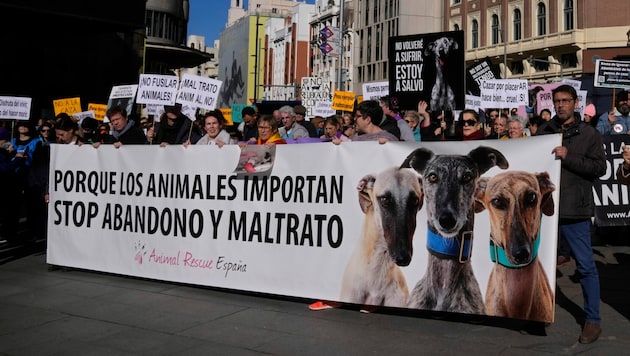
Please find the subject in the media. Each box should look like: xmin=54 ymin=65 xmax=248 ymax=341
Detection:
xmin=362 ymin=81 xmax=389 ymax=100
xmin=48 ymin=136 xmax=562 ymax=323
xmin=0 ymin=96 xmax=32 ymax=120
xmin=314 ymin=101 xmax=335 ymax=117
xmin=301 ymin=77 xmax=331 ymax=117
xmin=176 ymin=73 xmax=223 ymax=111
xmin=480 ymin=79 xmax=528 ymax=108
xmin=136 ymin=74 xmax=179 ymax=106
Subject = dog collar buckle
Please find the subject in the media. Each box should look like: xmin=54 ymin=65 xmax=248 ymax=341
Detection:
xmin=458 ymin=231 xmax=473 ymax=263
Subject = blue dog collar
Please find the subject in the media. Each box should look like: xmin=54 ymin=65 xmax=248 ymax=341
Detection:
xmin=426 ymin=228 xmax=473 ymax=263
xmin=489 ymin=231 xmax=541 ymax=268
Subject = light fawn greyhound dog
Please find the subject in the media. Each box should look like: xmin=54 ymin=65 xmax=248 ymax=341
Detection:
xmin=401 ymin=146 xmax=508 ymax=314
xmin=475 ymin=171 xmax=556 ymax=322
xmin=340 ymin=167 xmax=423 ymax=308
xmin=425 ymin=37 xmax=459 ymax=111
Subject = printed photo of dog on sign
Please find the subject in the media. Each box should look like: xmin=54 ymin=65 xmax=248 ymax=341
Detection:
xmin=335 ymin=139 xmax=560 ymax=324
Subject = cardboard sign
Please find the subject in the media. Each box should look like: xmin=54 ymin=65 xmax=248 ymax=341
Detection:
xmin=53 ymin=97 xmax=82 ymax=116
xmin=0 ymin=96 xmax=32 ymax=120
xmin=136 ymin=74 xmax=179 ymax=106
xmin=331 ymin=90 xmax=355 ymax=112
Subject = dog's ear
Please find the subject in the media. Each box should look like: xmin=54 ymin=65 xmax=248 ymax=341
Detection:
xmin=536 ymin=172 xmax=556 ymax=216
xmin=424 ymin=41 xmax=434 ymax=56
xmin=400 ymin=148 xmax=434 ymax=173
xmin=468 ymin=146 xmax=509 ymax=175
xmin=357 ymin=174 xmax=376 ymax=214
xmin=474 ymin=177 xmax=489 ymax=213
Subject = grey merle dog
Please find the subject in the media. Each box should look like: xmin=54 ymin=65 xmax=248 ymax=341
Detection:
xmin=401 ymin=146 xmax=509 ymax=314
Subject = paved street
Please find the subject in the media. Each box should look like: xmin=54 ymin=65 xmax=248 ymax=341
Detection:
xmin=1 ymin=238 xmax=629 ymax=355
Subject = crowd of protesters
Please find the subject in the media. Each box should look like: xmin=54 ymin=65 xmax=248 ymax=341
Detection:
xmin=1 ymin=92 xmax=628 ymax=246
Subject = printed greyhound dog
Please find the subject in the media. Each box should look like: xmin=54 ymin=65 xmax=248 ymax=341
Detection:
xmin=401 ymin=146 xmax=508 ymax=314
xmin=475 ymin=171 xmax=556 ymax=322
xmin=425 ymin=37 xmax=459 ymax=111
xmin=340 ymin=167 xmax=423 ymax=308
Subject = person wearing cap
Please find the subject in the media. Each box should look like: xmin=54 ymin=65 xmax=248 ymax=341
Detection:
xmin=583 ymin=103 xmax=597 ymax=127
xmin=238 ymin=106 xmax=258 ymax=142
xmin=292 ymin=105 xmax=317 ymax=137
xmin=278 ymin=105 xmax=309 ymax=140
xmin=596 ymin=90 xmax=630 ymax=135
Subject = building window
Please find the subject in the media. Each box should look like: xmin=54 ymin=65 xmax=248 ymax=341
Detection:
xmin=564 ymin=0 xmax=574 ymax=31
xmin=561 ymin=53 xmax=577 ymax=68
xmin=491 ymin=14 xmax=500 ymax=45
xmin=453 ymin=0 xmax=461 ymax=4
xmin=537 ymin=3 xmax=546 ymax=36
xmin=472 ymin=20 xmax=479 ymax=48
xmin=511 ymin=60 xmax=524 ymax=74
xmin=454 ymin=24 xmax=460 ymax=31
xmin=513 ymin=9 xmax=521 ymax=41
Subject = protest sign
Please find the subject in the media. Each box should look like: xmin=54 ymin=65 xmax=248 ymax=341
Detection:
xmin=0 ymin=96 xmax=32 ymax=120
xmin=594 ymin=59 xmax=630 ymax=89
xmin=301 ymin=77 xmax=331 ymax=117
xmin=53 ymin=97 xmax=82 ymax=116
xmin=362 ymin=81 xmax=389 ymax=101
xmin=136 ymin=74 xmax=179 ymax=106
xmin=88 ymin=103 xmax=107 ymax=121
xmin=331 ymin=90 xmax=355 ymax=112
xmin=389 ymin=30 xmax=465 ymax=111
xmin=314 ymin=101 xmax=335 ymax=117
xmin=107 ymin=84 xmax=138 ymax=116
xmin=176 ymin=73 xmax=223 ymax=111
xmin=480 ymin=79 xmax=528 ymax=109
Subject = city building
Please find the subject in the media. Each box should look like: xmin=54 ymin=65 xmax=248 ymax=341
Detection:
xmin=263 ymin=3 xmax=316 ymax=101
xmin=145 ymin=0 xmax=213 ymax=74
xmin=309 ymin=0 xmax=355 ymax=93
xmin=447 ymin=0 xmax=630 ymax=82
xmin=180 ymin=37 xmax=220 ymax=80
xmin=352 ymin=1 xmax=444 ymax=94
xmin=218 ymin=0 xmax=313 ymax=107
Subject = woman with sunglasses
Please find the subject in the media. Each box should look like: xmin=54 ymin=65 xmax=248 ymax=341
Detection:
xmin=459 ymin=109 xmax=484 ymax=140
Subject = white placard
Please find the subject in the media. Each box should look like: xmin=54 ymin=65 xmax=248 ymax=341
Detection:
xmin=0 ymin=96 xmax=32 ymax=120
xmin=362 ymin=81 xmax=389 ymax=100
xmin=176 ymin=73 xmax=223 ymax=111
xmin=480 ymin=79 xmax=528 ymax=108
xmin=136 ymin=74 xmax=179 ymax=106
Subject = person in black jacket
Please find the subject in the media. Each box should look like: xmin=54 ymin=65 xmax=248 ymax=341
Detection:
xmin=537 ymin=84 xmax=606 ymax=344
xmin=106 ymin=106 xmax=148 ymax=146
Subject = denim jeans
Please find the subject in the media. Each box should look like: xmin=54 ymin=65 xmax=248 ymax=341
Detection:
xmin=559 ymin=219 xmax=601 ymax=324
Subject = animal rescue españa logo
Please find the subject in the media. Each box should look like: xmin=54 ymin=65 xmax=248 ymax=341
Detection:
xmin=133 ymin=241 xmax=247 ymax=278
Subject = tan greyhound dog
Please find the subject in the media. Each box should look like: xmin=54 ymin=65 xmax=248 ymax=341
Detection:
xmin=475 ymin=171 xmax=555 ymax=322
xmin=340 ymin=167 xmax=423 ymax=308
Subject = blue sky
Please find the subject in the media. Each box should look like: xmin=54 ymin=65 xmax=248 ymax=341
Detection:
xmin=187 ymin=0 xmax=316 ymax=45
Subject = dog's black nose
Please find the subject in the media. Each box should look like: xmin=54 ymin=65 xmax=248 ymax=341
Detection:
xmin=511 ymin=246 xmax=531 ymax=264
xmin=438 ymin=212 xmax=457 ymax=230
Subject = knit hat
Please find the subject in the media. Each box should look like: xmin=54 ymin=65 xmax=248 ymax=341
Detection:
xmin=617 ymin=90 xmax=628 ymax=103
xmin=584 ymin=104 xmax=596 ymax=117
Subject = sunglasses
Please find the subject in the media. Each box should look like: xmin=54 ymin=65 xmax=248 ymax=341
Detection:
xmin=41 ymin=129 xmax=50 ymax=132
xmin=462 ymin=119 xmax=477 ymax=127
